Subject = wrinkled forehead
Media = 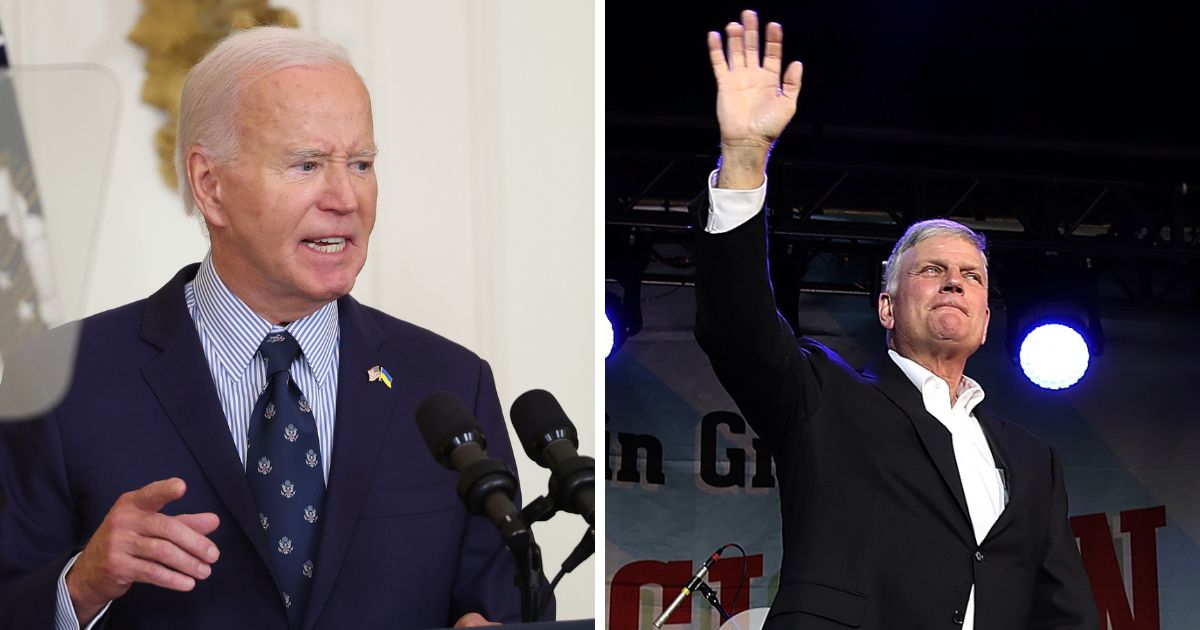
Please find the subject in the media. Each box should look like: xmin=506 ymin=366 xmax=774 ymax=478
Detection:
xmin=236 ymin=71 xmax=373 ymax=152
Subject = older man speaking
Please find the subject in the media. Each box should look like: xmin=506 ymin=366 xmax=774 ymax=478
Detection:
xmin=0 ymin=27 xmax=523 ymax=629
xmin=694 ymin=10 xmax=1097 ymax=630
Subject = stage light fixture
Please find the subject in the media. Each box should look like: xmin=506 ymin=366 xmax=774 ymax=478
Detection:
xmin=1017 ymin=321 xmax=1091 ymax=390
xmin=605 ymin=229 xmax=651 ymax=359
xmin=601 ymin=307 xmax=617 ymax=360
xmin=1002 ymin=255 xmax=1104 ymax=391
xmin=605 ymin=290 xmax=636 ymax=359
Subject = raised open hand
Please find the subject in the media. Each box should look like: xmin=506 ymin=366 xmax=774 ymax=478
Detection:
xmin=709 ymin=10 xmax=803 ymax=179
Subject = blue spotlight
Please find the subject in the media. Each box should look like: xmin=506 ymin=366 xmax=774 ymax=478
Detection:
xmin=605 ymin=291 xmax=633 ymax=359
xmin=601 ymin=309 xmax=616 ymax=360
xmin=1018 ymin=322 xmax=1090 ymax=390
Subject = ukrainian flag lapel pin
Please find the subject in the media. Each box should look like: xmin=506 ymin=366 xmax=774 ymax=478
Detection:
xmin=367 ymin=365 xmax=393 ymax=389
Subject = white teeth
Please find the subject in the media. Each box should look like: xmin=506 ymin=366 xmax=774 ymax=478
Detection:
xmin=303 ymin=237 xmax=346 ymax=253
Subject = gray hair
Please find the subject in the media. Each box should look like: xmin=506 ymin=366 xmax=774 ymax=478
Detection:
xmin=882 ymin=219 xmax=989 ymax=296
xmin=175 ymin=26 xmax=356 ymax=217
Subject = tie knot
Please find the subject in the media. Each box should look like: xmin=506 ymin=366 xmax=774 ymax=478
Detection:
xmin=258 ymin=331 xmax=301 ymax=377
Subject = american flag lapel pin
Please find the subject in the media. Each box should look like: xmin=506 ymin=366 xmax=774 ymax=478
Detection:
xmin=366 ymin=365 xmax=393 ymax=389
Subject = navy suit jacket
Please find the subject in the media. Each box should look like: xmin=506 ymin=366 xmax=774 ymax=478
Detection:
xmin=695 ymin=212 xmax=1096 ymax=629
xmin=0 ymin=264 xmax=525 ymax=629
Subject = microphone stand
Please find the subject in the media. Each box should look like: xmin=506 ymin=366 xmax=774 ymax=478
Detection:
xmin=519 ymin=494 xmax=595 ymax=622
xmin=462 ymin=461 xmax=546 ymax=623
xmin=502 ymin=527 xmax=545 ymax=623
xmin=694 ymin=581 xmax=731 ymax=624
xmin=511 ymin=495 xmax=556 ymax=622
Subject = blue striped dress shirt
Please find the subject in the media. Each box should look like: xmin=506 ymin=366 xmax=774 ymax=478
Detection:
xmin=186 ymin=254 xmax=340 ymax=481
xmin=55 ymin=254 xmax=341 ymax=629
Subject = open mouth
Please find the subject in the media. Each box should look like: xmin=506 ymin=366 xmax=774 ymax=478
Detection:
xmin=302 ymin=237 xmax=346 ymax=253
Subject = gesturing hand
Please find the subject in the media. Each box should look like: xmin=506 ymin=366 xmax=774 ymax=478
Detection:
xmin=709 ymin=10 xmax=803 ymax=188
xmin=66 ymin=478 xmax=220 ymax=626
xmin=454 ymin=612 xmax=500 ymax=627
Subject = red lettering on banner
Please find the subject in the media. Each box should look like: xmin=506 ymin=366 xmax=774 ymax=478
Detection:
xmin=608 ymin=555 xmax=767 ymax=629
xmin=609 ymin=560 xmax=692 ymax=630
xmin=1071 ymin=505 xmax=1166 ymax=630
xmin=707 ymin=555 xmax=766 ymax=615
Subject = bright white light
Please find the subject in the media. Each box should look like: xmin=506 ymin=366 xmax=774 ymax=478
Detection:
xmin=601 ymin=311 xmax=616 ymax=359
xmin=1018 ymin=323 xmax=1090 ymax=390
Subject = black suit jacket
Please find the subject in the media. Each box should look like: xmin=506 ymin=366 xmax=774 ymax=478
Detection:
xmin=694 ymin=211 xmax=1096 ymax=629
xmin=0 ymin=264 xmax=528 ymax=629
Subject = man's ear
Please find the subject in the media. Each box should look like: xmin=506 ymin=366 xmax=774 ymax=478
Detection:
xmin=980 ymin=305 xmax=990 ymax=346
xmin=878 ymin=292 xmax=895 ymax=330
xmin=186 ymin=148 xmax=229 ymax=228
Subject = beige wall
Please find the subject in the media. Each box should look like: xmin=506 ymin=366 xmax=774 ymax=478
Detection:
xmin=0 ymin=0 xmax=595 ymax=619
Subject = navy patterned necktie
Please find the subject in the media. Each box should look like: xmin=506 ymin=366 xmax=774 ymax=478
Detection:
xmin=246 ymin=331 xmax=325 ymax=625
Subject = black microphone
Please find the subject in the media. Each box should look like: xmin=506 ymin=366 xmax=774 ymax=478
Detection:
xmin=509 ymin=389 xmax=595 ymax=526
xmin=652 ymin=548 xmax=723 ymax=628
xmin=416 ymin=391 xmax=528 ymax=543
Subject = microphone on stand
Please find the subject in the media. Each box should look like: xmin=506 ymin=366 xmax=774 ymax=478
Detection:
xmin=415 ymin=391 xmax=528 ymax=543
xmin=653 ymin=547 xmax=724 ymax=628
xmin=509 ymin=389 xmax=594 ymax=526
xmin=509 ymin=388 xmax=595 ymax=622
xmin=416 ymin=391 xmax=547 ymax=622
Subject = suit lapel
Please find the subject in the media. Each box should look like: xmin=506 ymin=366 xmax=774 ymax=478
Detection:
xmin=139 ymin=265 xmax=275 ymax=572
xmin=974 ymin=407 xmax=1029 ymax=543
xmin=868 ymin=359 xmax=974 ymax=543
xmin=303 ymin=297 xmax=398 ymax=630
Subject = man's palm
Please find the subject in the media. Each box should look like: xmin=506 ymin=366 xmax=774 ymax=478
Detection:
xmin=709 ymin=11 xmax=803 ymax=149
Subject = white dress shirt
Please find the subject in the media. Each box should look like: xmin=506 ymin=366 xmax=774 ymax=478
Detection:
xmin=707 ymin=171 xmax=1008 ymax=629
xmin=889 ymin=350 xmax=1007 ymax=630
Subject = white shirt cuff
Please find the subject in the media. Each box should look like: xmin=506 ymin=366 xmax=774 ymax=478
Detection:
xmin=705 ymin=169 xmax=768 ymax=234
xmin=55 ymin=553 xmax=112 ymax=630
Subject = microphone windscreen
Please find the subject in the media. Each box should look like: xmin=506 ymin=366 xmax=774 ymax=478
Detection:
xmin=510 ymin=389 xmax=577 ymax=464
xmin=415 ymin=391 xmax=479 ymax=458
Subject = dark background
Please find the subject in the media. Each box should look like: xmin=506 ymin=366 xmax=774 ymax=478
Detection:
xmin=608 ymin=1 xmax=1200 ymax=178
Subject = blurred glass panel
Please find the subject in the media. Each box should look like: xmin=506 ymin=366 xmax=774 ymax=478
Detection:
xmin=0 ymin=65 xmax=118 ymax=420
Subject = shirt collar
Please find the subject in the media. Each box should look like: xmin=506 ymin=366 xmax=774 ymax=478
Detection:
xmin=887 ymin=349 xmax=986 ymax=414
xmin=192 ymin=253 xmax=339 ymax=385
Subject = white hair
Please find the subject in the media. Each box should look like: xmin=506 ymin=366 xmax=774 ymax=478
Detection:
xmin=882 ymin=219 xmax=989 ymax=296
xmin=175 ymin=26 xmax=356 ymax=217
